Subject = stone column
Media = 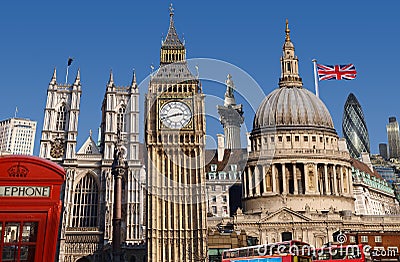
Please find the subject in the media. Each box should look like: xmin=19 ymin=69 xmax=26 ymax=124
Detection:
xmin=314 ymin=164 xmax=319 ymax=194
xmin=303 ymin=164 xmax=309 ymax=194
xmin=248 ymin=166 xmax=253 ymax=197
xmin=255 ymin=165 xmax=260 ymax=196
xmin=112 ymin=130 xmax=127 ymax=262
xmin=332 ymin=165 xmax=337 ymax=196
xmin=348 ymin=167 xmax=353 ymax=195
xmin=243 ymin=167 xmax=248 ymax=198
xmin=293 ymin=163 xmax=298 ymax=194
xmin=262 ymin=165 xmax=267 ymax=194
xmin=324 ymin=164 xmax=329 ymax=195
xmin=272 ymin=164 xmax=277 ymax=193
xmin=282 ymin=163 xmax=287 ymax=193
xmin=339 ymin=166 xmax=344 ymax=195
xmin=342 ymin=167 xmax=348 ymax=194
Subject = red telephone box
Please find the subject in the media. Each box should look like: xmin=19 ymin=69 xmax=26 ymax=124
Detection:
xmin=0 ymin=155 xmax=65 ymax=262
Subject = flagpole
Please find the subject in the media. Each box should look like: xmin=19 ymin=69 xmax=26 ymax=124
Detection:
xmin=65 ymin=66 xmax=69 ymax=84
xmin=312 ymin=59 xmax=319 ymax=98
xmin=66 ymin=57 xmax=73 ymax=84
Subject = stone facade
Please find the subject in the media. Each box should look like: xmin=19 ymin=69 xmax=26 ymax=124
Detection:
xmin=206 ymin=20 xmax=400 ymax=251
xmin=205 ymin=142 xmax=246 ymax=218
xmin=39 ymin=68 xmax=144 ymax=261
xmin=145 ymin=7 xmax=207 ymax=261
xmin=352 ymin=157 xmax=400 ymax=215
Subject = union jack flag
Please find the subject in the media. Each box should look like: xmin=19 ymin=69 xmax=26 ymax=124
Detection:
xmin=317 ymin=64 xmax=357 ymax=81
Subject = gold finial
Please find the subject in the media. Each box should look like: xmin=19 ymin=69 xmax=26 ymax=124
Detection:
xmin=169 ymin=3 xmax=174 ymax=17
xmin=285 ymin=18 xmax=291 ymax=41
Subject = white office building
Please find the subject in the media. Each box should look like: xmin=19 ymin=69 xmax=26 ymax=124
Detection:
xmin=0 ymin=117 xmax=36 ymax=155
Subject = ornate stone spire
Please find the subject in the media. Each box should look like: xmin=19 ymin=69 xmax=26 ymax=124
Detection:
xmin=279 ymin=19 xmax=303 ymax=88
xmin=108 ymin=69 xmax=114 ymax=86
xmin=162 ymin=3 xmax=183 ymax=48
xmin=74 ymin=68 xmax=80 ymax=85
xmin=131 ymin=69 xmax=137 ymax=89
xmin=160 ymin=4 xmax=186 ymax=65
xmin=50 ymin=67 xmax=57 ymax=84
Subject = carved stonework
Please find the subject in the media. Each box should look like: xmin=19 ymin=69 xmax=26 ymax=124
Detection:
xmin=278 ymin=212 xmax=293 ymax=221
xmin=50 ymin=137 xmax=64 ymax=158
xmin=308 ymin=164 xmax=315 ymax=189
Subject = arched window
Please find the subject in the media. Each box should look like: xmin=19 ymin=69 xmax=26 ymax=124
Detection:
xmin=56 ymin=105 xmax=67 ymax=131
xmin=117 ymin=106 xmax=126 ymax=132
xmin=72 ymin=174 xmax=99 ymax=227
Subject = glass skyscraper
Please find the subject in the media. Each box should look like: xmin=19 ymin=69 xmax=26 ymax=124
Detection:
xmin=379 ymin=143 xmax=389 ymax=159
xmin=387 ymin=116 xmax=400 ymax=159
xmin=342 ymin=93 xmax=370 ymax=158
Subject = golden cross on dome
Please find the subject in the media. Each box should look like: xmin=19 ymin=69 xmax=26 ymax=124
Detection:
xmin=285 ymin=18 xmax=291 ymax=41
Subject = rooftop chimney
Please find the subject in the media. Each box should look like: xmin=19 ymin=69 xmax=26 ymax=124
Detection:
xmin=360 ymin=152 xmax=373 ymax=171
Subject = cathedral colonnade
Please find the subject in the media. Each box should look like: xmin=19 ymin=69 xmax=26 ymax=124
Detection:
xmin=243 ymin=162 xmax=352 ymax=198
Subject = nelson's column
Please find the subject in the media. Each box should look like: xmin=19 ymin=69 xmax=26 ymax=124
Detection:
xmin=145 ymin=5 xmax=208 ymax=261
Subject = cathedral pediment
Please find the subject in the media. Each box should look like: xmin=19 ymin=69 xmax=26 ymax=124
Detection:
xmin=260 ymin=207 xmax=311 ymax=223
xmin=77 ymin=135 xmax=100 ymax=155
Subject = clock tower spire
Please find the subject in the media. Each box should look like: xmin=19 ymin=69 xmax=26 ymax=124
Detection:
xmin=160 ymin=3 xmax=186 ymax=65
xmin=145 ymin=4 xmax=208 ymax=261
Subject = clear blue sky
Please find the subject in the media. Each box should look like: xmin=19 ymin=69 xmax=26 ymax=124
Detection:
xmin=0 ymin=1 xmax=398 ymax=155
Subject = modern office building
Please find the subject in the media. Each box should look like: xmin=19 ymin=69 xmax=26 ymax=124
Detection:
xmin=387 ymin=117 xmax=400 ymax=159
xmin=379 ymin=143 xmax=389 ymax=160
xmin=374 ymin=165 xmax=398 ymax=185
xmin=342 ymin=93 xmax=370 ymax=158
xmin=0 ymin=117 xmax=36 ymax=155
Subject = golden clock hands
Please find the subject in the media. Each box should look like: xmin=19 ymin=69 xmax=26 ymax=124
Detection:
xmin=161 ymin=112 xmax=184 ymax=120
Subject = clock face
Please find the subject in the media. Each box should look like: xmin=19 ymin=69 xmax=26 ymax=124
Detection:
xmin=160 ymin=101 xmax=192 ymax=129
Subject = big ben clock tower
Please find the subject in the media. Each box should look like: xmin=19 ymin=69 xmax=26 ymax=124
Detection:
xmin=145 ymin=5 xmax=207 ymax=261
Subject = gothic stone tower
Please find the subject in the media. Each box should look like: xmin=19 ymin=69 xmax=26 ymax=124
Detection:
xmin=145 ymin=6 xmax=208 ymax=261
xmin=99 ymin=70 xmax=144 ymax=246
xmin=40 ymin=68 xmax=81 ymax=161
xmin=217 ymin=74 xmax=244 ymax=149
xmin=39 ymin=68 xmax=144 ymax=261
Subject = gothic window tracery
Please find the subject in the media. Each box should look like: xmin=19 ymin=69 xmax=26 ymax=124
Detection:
xmin=56 ymin=104 xmax=67 ymax=131
xmin=117 ymin=106 xmax=126 ymax=132
xmin=72 ymin=174 xmax=99 ymax=228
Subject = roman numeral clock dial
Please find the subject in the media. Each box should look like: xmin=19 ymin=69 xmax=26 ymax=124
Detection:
xmin=159 ymin=101 xmax=192 ymax=129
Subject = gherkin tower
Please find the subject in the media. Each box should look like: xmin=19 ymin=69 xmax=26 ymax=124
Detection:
xmin=342 ymin=93 xmax=370 ymax=158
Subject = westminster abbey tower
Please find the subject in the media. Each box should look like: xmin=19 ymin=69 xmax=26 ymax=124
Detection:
xmin=39 ymin=66 xmax=144 ymax=261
